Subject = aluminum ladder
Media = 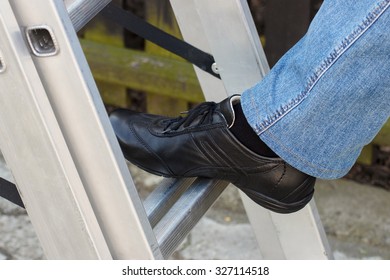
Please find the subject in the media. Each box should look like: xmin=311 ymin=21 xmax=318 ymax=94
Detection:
xmin=0 ymin=0 xmax=332 ymax=259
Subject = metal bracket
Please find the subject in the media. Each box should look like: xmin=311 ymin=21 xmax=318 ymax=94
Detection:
xmin=26 ymin=25 xmax=59 ymax=57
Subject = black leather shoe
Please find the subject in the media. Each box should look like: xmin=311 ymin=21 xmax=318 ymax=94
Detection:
xmin=110 ymin=95 xmax=315 ymax=213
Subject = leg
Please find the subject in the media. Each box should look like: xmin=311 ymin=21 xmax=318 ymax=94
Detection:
xmin=110 ymin=0 xmax=390 ymax=213
xmin=242 ymin=0 xmax=390 ymax=179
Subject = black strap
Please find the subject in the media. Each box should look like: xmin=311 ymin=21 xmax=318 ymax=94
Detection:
xmin=0 ymin=177 xmax=24 ymax=208
xmin=101 ymin=3 xmax=221 ymax=79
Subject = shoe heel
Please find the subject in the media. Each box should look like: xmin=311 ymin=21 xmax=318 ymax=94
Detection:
xmin=239 ymin=177 xmax=316 ymax=214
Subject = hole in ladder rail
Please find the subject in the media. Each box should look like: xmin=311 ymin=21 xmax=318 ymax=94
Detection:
xmin=26 ymin=26 xmax=59 ymax=57
xmin=0 ymin=52 xmax=5 ymax=73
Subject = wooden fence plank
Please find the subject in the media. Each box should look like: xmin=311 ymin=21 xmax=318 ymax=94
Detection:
xmin=144 ymin=0 xmax=191 ymax=115
xmin=83 ymin=0 xmax=128 ymax=108
xmin=373 ymin=121 xmax=390 ymax=147
xmin=81 ymin=39 xmax=203 ymax=102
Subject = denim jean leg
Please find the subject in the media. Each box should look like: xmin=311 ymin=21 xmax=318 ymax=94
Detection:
xmin=241 ymin=0 xmax=390 ymax=179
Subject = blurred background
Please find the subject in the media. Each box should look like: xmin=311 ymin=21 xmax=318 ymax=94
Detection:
xmin=0 ymin=0 xmax=389 ymax=259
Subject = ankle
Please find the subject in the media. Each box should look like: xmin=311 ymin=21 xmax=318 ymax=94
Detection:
xmin=230 ymin=103 xmax=277 ymax=158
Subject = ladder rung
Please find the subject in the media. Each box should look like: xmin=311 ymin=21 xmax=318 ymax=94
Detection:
xmin=153 ymin=178 xmax=228 ymax=259
xmin=144 ymin=177 xmax=195 ymax=228
xmin=65 ymin=0 xmax=111 ymax=32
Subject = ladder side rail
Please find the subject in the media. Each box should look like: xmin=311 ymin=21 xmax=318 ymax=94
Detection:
xmin=10 ymin=0 xmax=162 ymax=259
xmin=0 ymin=1 xmax=111 ymax=259
xmin=169 ymin=1 xmax=227 ymax=101
xmin=248 ymin=200 xmax=332 ymax=259
xmin=170 ymin=0 xmax=332 ymax=259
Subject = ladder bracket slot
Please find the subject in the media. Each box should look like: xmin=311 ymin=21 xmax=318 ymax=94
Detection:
xmin=0 ymin=51 xmax=6 ymax=73
xmin=25 ymin=25 xmax=59 ymax=57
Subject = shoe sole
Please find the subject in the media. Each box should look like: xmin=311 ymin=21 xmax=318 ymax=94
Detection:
xmin=128 ymin=158 xmax=314 ymax=214
xmin=238 ymin=177 xmax=315 ymax=214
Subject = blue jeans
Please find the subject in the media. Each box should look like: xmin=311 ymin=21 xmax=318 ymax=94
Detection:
xmin=241 ymin=0 xmax=390 ymax=179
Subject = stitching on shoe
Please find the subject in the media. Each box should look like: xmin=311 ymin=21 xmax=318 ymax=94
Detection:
xmin=282 ymin=177 xmax=315 ymax=202
xmin=274 ymin=162 xmax=287 ymax=189
xmin=152 ymin=123 xmax=225 ymax=136
xmin=130 ymin=122 xmax=174 ymax=175
xmin=199 ymin=140 xmax=235 ymax=170
xmin=202 ymin=132 xmax=249 ymax=176
xmin=220 ymin=130 xmax=283 ymax=174
xmin=199 ymin=130 xmax=283 ymax=174
xmin=208 ymin=135 xmax=238 ymax=169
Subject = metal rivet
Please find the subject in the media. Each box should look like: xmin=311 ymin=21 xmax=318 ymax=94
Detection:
xmin=211 ymin=62 xmax=220 ymax=74
xmin=26 ymin=25 xmax=59 ymax=57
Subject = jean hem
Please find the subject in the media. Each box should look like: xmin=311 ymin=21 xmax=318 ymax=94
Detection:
xmin=254 ymin=0 xmax=390 ymax=135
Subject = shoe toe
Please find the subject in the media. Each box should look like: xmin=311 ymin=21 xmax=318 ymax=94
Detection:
xmin=109 ymin=109 xmax=134 ymax=144
xmin=109 ymin=109 xmax=172 ymax=176
xmin=109 ymin=109 xmax=151 ymax=155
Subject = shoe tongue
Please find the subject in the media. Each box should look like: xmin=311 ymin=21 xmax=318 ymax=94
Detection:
xmin=218 ymin=95 xmax=240 ymax=128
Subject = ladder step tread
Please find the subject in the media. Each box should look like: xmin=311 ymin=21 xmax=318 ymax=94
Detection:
xmin=152 ymin=178 xmax=228 ymax=259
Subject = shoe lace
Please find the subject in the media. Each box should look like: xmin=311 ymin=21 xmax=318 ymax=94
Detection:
xmin=162 ymin=101 xmax=217 ymax=132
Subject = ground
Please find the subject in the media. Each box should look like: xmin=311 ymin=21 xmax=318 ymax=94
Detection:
xmin=1 ymin=154 xmax=389 ymax=260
